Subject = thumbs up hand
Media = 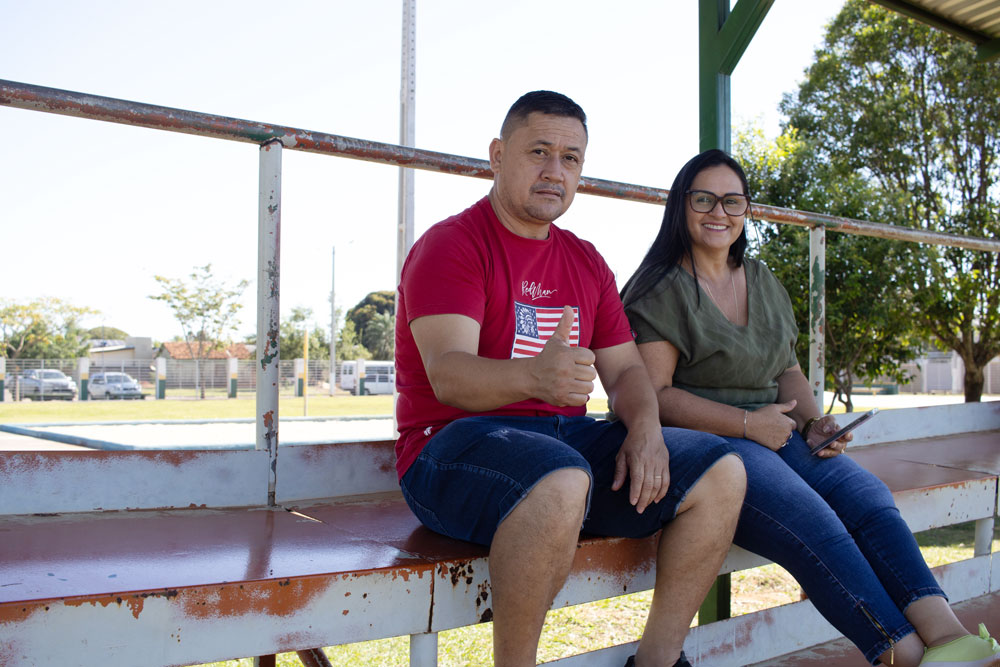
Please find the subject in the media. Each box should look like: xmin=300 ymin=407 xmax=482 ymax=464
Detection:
xmin=531 ymin=305 xmax=596 ymax=406
xmin=549 ymin=304 xmax=577 ymax=346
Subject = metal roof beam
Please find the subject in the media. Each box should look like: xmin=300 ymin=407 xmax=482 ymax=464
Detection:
xmin=870 ymin=0 xmax=1000 ymax=60
xmin=978 ymin=36 xmax=1000 ymax=60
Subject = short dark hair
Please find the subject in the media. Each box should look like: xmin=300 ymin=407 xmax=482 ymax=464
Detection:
xmin=500 ymin=90 xmax=588 ymax=139
xmin=621 ymin=149 xmax=752 ymax=307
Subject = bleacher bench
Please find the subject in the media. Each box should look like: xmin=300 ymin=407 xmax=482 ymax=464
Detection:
xmin=1 ymin=401 xmax=998 ymax=666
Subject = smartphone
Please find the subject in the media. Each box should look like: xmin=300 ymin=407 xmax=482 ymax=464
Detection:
xmin=809 ymin=408 xmax=879 ymax=455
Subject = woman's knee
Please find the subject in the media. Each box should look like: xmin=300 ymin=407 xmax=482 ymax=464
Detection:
xmin=692 ymin=453 xmax=746 ymax=504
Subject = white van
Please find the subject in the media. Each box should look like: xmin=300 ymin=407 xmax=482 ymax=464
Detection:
xmin=340 ymin=360 xmax=395 ymax=395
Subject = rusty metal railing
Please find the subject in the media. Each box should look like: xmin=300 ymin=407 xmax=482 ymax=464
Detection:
xmin=5 ymin=79 xmax=997 ymax=252
xmin=2 ymin=78 xmax=998 ymax=465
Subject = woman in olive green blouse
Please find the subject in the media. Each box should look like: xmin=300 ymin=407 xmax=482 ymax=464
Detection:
xmin=619 ymin=149 xmax=997 ymax=666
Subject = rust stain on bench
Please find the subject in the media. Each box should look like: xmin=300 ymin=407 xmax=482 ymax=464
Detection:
xmin=178 ymin=578 xmax=329 ymax=619
xmin=448 ymin=561 xmax=476 ymax=586
xmin=572 ymin=535 xmax=659 ymax=590
xmin=62 ymin=588 xmax=180 ymax=619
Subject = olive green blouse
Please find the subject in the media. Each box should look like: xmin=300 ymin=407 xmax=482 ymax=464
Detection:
xmin=623 ymin=259 xmax=799 ymax=411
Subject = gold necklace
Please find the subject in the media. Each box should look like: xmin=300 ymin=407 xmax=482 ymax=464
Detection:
xmin=698 ymin=269 xmax=741 ymax=323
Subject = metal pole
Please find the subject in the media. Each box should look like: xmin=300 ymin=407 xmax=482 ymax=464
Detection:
xmin=303 ymin=328 xmax=309 ymax=417
xmin=257 ymin=139 xmax=282 ymax=507
xmin=698 ymin=0 xmax=731 ymax=153
xmin=974 ymin=517 xmax=995 ymax=557
xmin=809 ymin=226 xmax=826 ymax=413
xmin=329 ymin=246 xmax=337 ymax=396
xmin=410 ymin=632 xmax=438 ymax=667
xmin=397 ymin=0 xmax=417 ymax=285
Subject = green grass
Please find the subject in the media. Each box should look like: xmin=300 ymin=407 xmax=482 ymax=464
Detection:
xmin=0 ymin=394 xmax=395 ymax=423
xmin=0 ymin=394 xmax=888 ymax=426
xmin=0 ymin=396 xmax=608 ymax=424
xmin=0 ymin=392 xmax=920 ymax=426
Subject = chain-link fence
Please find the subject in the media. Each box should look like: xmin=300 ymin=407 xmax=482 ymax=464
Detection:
xmin=160 ymin=358 xmax=341 ymax=398
xmin=2 ymin=358 xmax=359 ymax=400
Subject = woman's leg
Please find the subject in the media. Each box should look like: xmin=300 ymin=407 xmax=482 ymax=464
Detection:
xmin=776 ymin=433 xmax=966 ymax=649
xmin=727 ymin=435 xmax=916 ymax=665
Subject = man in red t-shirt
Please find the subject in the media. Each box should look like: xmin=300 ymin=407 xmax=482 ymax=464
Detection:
xmin=395 ymin=91 xmax=746 ymax=667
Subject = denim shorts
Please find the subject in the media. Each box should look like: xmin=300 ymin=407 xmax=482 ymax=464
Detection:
xmin=400 ymin=415 xmax=737 ymax=546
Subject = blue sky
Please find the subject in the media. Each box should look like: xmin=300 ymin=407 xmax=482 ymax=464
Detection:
xmin=0 ymin=0 xmax=844 ymax=341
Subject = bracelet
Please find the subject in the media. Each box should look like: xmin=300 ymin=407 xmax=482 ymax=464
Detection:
xmin=743 ymin=410 xmax=749 ymax=439
xmin=802 ymin=416 xmax=821 ymax=439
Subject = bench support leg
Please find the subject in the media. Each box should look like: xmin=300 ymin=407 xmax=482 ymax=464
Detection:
xmin=975 ymin=517 xmax=995 ymax=557
xmin=698 ymin=573 xmax=731 ymax=623
xmin=297 ymin=648 xmax=333 ymax=667
xmin=410 ymin=632 xmax=439 ymax=667
xmin=253 ymin=656 xmax=276 ymax=667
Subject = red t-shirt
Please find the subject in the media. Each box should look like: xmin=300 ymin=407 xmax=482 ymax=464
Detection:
xmin=394 ymin=196 xmax=634 ymax=478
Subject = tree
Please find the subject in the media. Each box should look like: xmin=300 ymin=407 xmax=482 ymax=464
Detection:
xmin=149 ymin=264 xmax=249 ymax=398
xmin=736 ymin=124 xmax=918 ymax=412
xmin=279 ymin=306 xmax=330 ymax=361
xmin=780 ymin=0 xmax=1000 ymax=401
xmin=362 ymin=311 xmax=395 ymax=360
xmin=87 ymin=325 xmax=129 ymax=341
xmin=0 ymin=297 xmax=97 ymax=359
xmin=345 ymin=290 xmax=395 ymax=359
xmin=336 ymin=319 xmax=371 ymax=361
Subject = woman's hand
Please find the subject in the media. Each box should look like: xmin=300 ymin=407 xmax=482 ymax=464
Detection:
xmin=805 ymin=415 xmax=852 ymax=458
xmin=746 ymin=400 xmax=797 ymax=451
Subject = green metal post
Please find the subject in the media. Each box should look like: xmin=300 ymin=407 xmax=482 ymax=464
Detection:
xmin=228 ymin=358 xmax=238 ymax=399
xmin=697 ymin=0 xmax=774 ymax=624
xmin=156 ymin=358 xmax=166 ymax=399
xmin=79 ymin=358 xmax=89 ymax=401
xmin=699 ymin=0 xmax=730 ymax=153
xmin=698 ymin=0 xmax=774 ymax=153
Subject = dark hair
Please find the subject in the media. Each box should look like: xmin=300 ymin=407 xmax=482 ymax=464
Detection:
xmin=500 ymin=90 xmax=588 ymax=139
xmin=621 ymin=149 xmax=751 ymax=307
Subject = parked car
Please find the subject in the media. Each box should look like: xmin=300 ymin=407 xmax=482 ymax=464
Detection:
xmin=17 ymin=369 xmax=78 ymax=401
xmin=89 ymin=372 xmax=145 ymax=400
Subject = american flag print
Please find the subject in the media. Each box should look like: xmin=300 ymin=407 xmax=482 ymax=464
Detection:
xmin=511 ymin=302 xmax=579 ymax=358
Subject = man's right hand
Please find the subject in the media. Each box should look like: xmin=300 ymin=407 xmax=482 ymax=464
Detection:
xmin=530 ymin=305 xmax=596 ymax=406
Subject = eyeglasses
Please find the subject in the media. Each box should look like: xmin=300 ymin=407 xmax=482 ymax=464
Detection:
xmin=685 ymin=190 xmax=750 ymax=216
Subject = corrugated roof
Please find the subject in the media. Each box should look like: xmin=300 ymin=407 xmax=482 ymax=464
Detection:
xmin=871 ymin=0 xmax=1000 ymax=59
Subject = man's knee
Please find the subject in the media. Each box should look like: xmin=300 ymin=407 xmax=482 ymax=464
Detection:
xmin=513 ymin=467 xmax=590 ymax=529
xmin=537 ymin=467 xmax=590 ymax=508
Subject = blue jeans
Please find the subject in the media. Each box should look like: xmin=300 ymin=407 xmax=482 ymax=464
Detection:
xmin=400 ymin=415 xmax=737 ymax=546
xmin=728 ymin=431 xmax=945 ymax=664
